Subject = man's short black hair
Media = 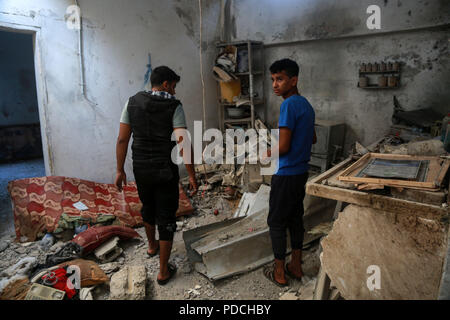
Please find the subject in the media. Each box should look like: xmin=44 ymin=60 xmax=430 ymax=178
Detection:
xmin=269 ymin=59 xmax=299 ymax=78
xmin=150 ymin=66 xmax=180 ymax=87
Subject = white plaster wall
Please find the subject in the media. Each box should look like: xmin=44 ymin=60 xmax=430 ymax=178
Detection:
xmin=0 ymin=0 xmax=221 ymax=182
xmin=231 ymin=0 xmax=450 ymax=152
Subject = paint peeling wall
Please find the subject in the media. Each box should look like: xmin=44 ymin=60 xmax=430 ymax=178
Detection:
xmin=0 ymin=0 xmax=221 ymax=182
xmin=231 ymin=0 xmax=450 ymax=151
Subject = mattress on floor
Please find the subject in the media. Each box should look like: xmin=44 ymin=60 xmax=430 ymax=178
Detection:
xmin=7 ymin=176 xmax=194 ymax=243
xmin=7 ymin=176 xmax=144 ymax=242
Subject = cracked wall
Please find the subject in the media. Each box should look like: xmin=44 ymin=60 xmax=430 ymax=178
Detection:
xmin=231 ymin=0 xmax=450 ymax=152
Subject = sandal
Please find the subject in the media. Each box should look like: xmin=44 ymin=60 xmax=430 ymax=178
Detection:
xmin=157 ymin=263 xmax=177 ymax=286
xmin=263 ymin=264 xmax=289 ymax=287
xmin=285 ymin=263 xmax=303 ymax=280
xmin=147 ymin=242 xmax=160 ymax=257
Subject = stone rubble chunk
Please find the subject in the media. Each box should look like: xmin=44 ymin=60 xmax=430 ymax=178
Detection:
xmin=110 ymin=266 xmax=147 ymax=300
xmin=279 ymin=292 xmax=298 ymax=300
xmin=0 ymin=241 xmax=9 ymax=253
xmin=99 ymin=262 xmax=120 ymax=274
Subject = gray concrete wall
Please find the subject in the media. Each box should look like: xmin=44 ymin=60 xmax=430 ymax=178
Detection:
xmin=0 ymin=0 xmax=221 ymax=182
xmin=230 ymin=0 xmax=450 ymax=151
xmin=0 ymin=30 xmax=40 ymax=126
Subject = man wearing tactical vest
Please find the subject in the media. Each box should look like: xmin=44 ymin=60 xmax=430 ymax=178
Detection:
xmin=115 ymin=66 xmax=198 ymax=285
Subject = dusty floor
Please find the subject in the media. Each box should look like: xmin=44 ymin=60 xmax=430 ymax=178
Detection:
xmin=0 ymin=167 xmax=321 ymax=300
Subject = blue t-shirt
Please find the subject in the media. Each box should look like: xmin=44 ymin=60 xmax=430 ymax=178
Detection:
xmin=276 ymin=95 xmax=315 ymax=175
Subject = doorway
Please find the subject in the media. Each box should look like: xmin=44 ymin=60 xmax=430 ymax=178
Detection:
xmin=0 ymin=30 xmax=45 ymax=238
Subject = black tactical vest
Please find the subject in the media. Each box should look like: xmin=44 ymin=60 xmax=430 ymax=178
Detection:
xmin=127 ymin=91 xmax=180 ymax=172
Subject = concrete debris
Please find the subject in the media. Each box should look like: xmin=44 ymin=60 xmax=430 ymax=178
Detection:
xmin=14 ymin=247 xmax=27 ymax=255
xmin=221 ymin=172 xmax=236 ymax=186
xmin=213 ymin=198 xmax=232 ymax=216
xmin=187 ymin=288 xmax=201 ymax=296
xmin=207 ymin=173 xmax=224 ymax=184
xmin=99 ymin=262 xmax=120 ymax=274
xmin=307 ymin=222 xmax=334 ymax=236
xmin=182 ymin=263 xmax=193 ymax=274
xmin=80 ymin=286 xmax=95 ymax=300
xmin=355 ymin=141 xmax=369 ymax=155
xmin=94 ymin=236 xmax=123 ymax=263
xmin=407 ymin=139 xmax=446 ymax=156
xmin=198 ymin=184 xmax=213 ymax=192
xmin=233 ymin=184 xmax=270 ymax=218
xmin=279 ymin=292 xmax=298 ymax=300
xmin=0 ymin=257 xmax=37 ymax=294
xmin=233 ymin=192 xmax=256 ymax=218
xmin=110 ymin=266 xmax=147 ymax=300
xmin=297 ymin=278 xmax=316 ymax=300
xmin=0 ymin=241 xmax=9 ymax=253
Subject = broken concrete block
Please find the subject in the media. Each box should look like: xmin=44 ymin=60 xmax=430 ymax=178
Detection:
xmin=246 ymin=184 xmax=270 ymax=217
xmin=233 ymin=192 xmax=256 ymax=218
xmin=407 ymin=139 xmax=446 ymax=156
xmin=94 ymin=236 xmax=122 ymax=263
xmin=99 ymin=262 xmax=120 ymax=274
xmin=109 ymin=266 xmax=146 ymax=300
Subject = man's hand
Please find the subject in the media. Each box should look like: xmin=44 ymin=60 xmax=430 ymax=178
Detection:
xmin=115 ymin=170 xmax=127 ymax=192
xmin=188 ymin=175 xmax=198 ymax=196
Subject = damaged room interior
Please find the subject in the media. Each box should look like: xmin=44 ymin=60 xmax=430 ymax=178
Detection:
xmin=0 ymin=0 xmax=449 ymax=302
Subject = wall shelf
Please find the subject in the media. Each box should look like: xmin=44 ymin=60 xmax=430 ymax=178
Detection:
xmin=216 ymin=40 xmax=266 ymax=131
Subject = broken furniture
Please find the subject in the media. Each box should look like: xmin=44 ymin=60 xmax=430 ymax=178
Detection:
xmin=310 ymin=119 xmax=346 ymax=172
xmin=183 ymin=182 xmax=336 ymax=281
xmin=337 ymin=153 xmax=449 ymax=191
xmin=215 ymin=41 xmax=266 ymax=131
xmin=306 ymin=156 xmax=450 ymax=299
xmin=94 ymin=236 xmax=122 ymax=263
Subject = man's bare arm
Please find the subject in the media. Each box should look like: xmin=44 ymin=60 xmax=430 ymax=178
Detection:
xmin=267 ymin=127 xmax=292 ymax=158
xmin=174 ymin=128 xmax=198 ymax=195
xmin=115 ymin=123 xmax=131 ymax=191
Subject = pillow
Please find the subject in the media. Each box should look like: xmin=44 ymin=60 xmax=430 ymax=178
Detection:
xmin=57 ymin=259 xmax=109 ymax=287
xmin=71 ymin=225 xmax=141 ymax=254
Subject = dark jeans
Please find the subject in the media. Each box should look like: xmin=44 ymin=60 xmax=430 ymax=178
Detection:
xmin=133 ymin=164 xmax=179 ymax=241
xmin=268 ymin=172 xmax=308 ymax=260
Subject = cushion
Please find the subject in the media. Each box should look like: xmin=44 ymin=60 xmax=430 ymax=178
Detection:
xmin=57 ymin=259 xmax=109 ymax=287
xmin=71 ymin=225 xmax=141 ymax=254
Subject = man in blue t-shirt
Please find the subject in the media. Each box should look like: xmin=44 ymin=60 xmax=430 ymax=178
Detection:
xmin=263 ymin=59 xmax=316 ymax=287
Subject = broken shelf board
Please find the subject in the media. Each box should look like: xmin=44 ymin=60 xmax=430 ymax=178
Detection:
xmin=337 ymin=153 xmax=449 ymax=191
xmin=307 ymin=157 xmax=448 ymax=220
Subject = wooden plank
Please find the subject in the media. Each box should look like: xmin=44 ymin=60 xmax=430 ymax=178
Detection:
xmin=308 ymin=157 xmax=353 ymax=185
xmin=435 ymin=160 xmax=450 ymax=188
xmin=314 ymin=262 xmax=331 ymax=300
xmin=306 ymin=183 xmax=447 ymax=219
xmin=339 ymin=175 xmax=437 ymax=189
xmin=338 ymin=153 xmax=370 ymax=178
xmin=391 ymin=188 xmax=447 ymax=206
